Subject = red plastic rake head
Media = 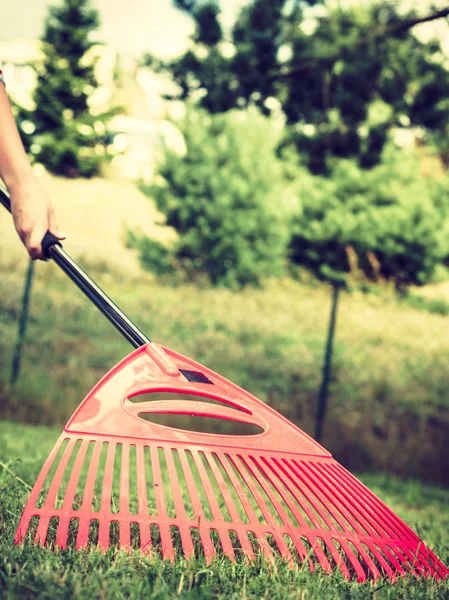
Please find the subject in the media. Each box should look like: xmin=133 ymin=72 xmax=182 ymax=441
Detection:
xmin=15 ymin=343 xmax=447 ymax=583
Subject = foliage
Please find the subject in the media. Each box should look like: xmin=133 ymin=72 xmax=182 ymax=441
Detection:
xmin=133 ymin=109 xmax=291 ymax=288
xmin=402 ymin=294 xmax=449 ymax=316
xmin=126 ymin=230 xmax=173 ymax=277
xmin=147 ymin=1 xmax=449 ymax=173
xmin=16 ymin=0 xmax=115 ymax=177
xmin=289 ymin=144 xmax=449 ymax=289
xmin=0 ymin=420 xmax=448 ymax=597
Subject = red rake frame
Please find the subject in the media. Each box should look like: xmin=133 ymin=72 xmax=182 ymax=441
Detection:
xmin=15 ymin=343 xmax=448 ymax=583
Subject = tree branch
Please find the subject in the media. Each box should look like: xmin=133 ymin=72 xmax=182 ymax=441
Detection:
xmin=270 ymin=6 xmax=449 ymax=81
xmin=391 ymin=6 xmax=449 ymax=33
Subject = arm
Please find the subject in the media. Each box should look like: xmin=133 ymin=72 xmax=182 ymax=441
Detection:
xmin=0 ymin=82 xmax=65 ymax=259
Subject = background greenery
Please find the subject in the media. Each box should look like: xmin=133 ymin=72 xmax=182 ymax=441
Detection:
xmin=2 ymin=0 xmax=449 ymax=595
xmin=147 ymin=0 xmax=449 ymax=172
xmin=138 ymin=0 xmax=449 ymax=291
xmin=130 ymin=108 xmax=293 ymax=287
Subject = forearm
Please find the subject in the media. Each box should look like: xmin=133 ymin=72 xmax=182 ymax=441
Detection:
xmin=0 ymin=83 xmax=64 ymax=258
xmin=0 ymin=83 xmax=35 ymax=192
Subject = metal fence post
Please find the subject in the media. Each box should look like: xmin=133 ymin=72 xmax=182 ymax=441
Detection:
xmin=10 ymin=259 xmax=35 ymax=385
xmin=315 ymin=284 xmax=340 ymax=442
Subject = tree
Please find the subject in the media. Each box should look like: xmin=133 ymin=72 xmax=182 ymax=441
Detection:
xmin=17 ymin=0 xmax=114 ymax=177
xmin=145 ymin=1 xmax=449 ymax=173
xmin=144 ymin=0 xmax=449 ymax=441
xmin=288 ymin=143 xmax=449 ymax=439
xmin=289 ymin=145 xmax=449 ymax=289
xmin=129 ymin=109 xmax=291 ymax=288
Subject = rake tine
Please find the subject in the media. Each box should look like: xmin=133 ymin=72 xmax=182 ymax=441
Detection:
xmin=149 ymin=446 xmax=174 ymax=561
xmin=353 ymin=541 xmax=382 ymax=581
xmin=338 ymin=539 xmax=367 ymax=582
xmin=35 ymin=515 xmax=50 ymax=547
xmin=293 ymin=461 xmax=370 ymax=536
xmin=177 ymin=449 xmax=217 ymax=561
xmin=42 ymin=439 xmax=77 ymax=512
xmin=119 ymin=443 xmax=130 ymax=515
xmin=202 ymin=452 xmax=255 ymax=560
xmin=328 ymin=539 xmax=351 ymax=580
xmin=314 ymin=462 xmax=391 ymax=538
xmin=380 ymin=544 xmax=407 ymax=577
xmin=61 ymin=441 xmax=89 ymax=512
xmin=331 ymin=463 xmax=418 ymax=542
xmin=163 ymin=448 xmax=195 ymax=559
xmin=364 ymin=543 xmax=395 ymax=579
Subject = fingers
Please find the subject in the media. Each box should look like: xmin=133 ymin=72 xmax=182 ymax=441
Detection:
xmin=25 ymin=213 xmax=67 ymax=260
xmin=14 ymin=206 xmax=66 ymax=260
xmin=9 ymin=180 xmax=64 ymax=259
xmin=26 ymin=222 xmax=48 ymax=260
xmin=11 ymin=209 xmax=42 ymax=259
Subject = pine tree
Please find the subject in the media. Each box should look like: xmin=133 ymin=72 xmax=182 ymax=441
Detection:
xmin=20 ymin=0 xmax=113 ymax=177
xmin=131 ymin=109 xmax=291 ymax=288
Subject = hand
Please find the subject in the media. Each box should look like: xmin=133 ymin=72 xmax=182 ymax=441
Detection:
xmin=9 ymin=176 xmax=66 ymax=260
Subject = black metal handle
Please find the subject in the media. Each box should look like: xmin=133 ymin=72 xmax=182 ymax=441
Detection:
xmin=42 ymin=231 xmax=62 ymax=258
xmin=0 ymin=186 xmax=11 ymax=212
xmin=0 ymin=185 xmax=151 ymax=348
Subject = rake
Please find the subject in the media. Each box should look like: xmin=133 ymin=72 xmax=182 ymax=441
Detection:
xmin=1 ymin=189 xmax=447 ymax=583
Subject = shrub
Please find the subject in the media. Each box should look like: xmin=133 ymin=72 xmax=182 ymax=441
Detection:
xmin=35 ymin=121 xmax=106 ymax=178
xmin=289 ymin=144 xmax=449 ymax=290
xmin=134 ymin=109 xmax=293 ymax=288
xmin=402 ymin=294 xmax=449 ymax=316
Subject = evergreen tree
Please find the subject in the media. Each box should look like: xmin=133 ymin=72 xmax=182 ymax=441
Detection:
xmin=18 ymin=0 xmax=113 ymax=177
xmin=145 ymin=1 xmax=449 ymax=174
xmin=289 ymin=144 xmax=449 ymax=290
xmin=130 ymin=109 xmax=291 ymax=288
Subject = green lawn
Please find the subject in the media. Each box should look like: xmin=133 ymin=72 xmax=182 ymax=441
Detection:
xmin=2 ymin=256 xmax=449 ymax=483
xmin=0 ymin=421 xmax=447 ymax=599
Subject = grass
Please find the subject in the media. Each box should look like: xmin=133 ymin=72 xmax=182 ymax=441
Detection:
xmin=0 ymin=421 xmax=447 ymax=599
xmin=1 ymin=175 xmax=449 ymax=597
xmin=3 ymin=174 xmax=449 ymax=483
xmin=2 ymin=252 xmax=449 ymax=482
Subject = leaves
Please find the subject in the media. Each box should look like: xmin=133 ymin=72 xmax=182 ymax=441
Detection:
xmin=17 ymin=0 xmax=113 ymax=177
xmin=158 ymin=0 xmax=449 ymax=171
xmin=135 ymin=109 xmax=292 ymax=288
xmin=289 ymin=143 xmax=449 ymax=289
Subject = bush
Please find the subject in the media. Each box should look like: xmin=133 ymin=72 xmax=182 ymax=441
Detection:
xmin=134 ymin=109 xmax=293 ymax=288
xmin=289 ymin=144 xmax=449 ymax=289
xmin=402 ymin=294 xmax=449 ymax=316
xmin=126 ymin=231 xmax=173 ymax=276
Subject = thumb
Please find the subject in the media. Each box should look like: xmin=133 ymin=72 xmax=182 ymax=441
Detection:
xmin=48 ymin=208 xmax=67 ymax=240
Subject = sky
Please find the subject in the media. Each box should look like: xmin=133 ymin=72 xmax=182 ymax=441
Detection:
xmin=1 ymin=0 xmax=448 ymax=60
xmin=0 ymin=0 xmax=248 ymax=59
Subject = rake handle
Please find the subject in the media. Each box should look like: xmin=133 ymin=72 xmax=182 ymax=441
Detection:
xmin=0 ymin=185 xmax=151 ymax=348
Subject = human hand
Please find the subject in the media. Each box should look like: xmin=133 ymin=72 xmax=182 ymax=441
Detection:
xmin=9 ymin=176 xmax=66 ymax=260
